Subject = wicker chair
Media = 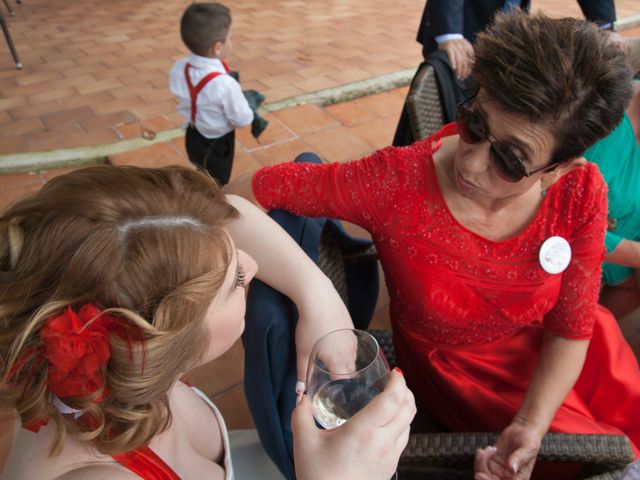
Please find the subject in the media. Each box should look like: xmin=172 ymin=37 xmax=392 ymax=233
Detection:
xmin=317 ymin=226 xmax=635 ymax=479
xmin=403 ymin=53 xmax=476 ymax=143
xmin=406 ymin=63 xmax=446 ymax=141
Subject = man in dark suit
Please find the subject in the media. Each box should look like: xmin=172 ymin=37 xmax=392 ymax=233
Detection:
xmin=417 ymin=0 xmax=615 ymax=80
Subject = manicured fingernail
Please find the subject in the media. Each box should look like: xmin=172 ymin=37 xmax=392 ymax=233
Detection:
xmin=488 ymin=445 xmax=497 ymax=451
xmin=512 ymin=461 xmax=519 ymax=474
xmin=295 ymin=380 xmax=306 ymax=395
xmin=393 ymin=367 xmax=404 ymax=376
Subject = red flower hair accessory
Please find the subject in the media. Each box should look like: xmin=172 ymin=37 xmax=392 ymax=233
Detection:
xmin=41 ymin=304 xmax=144 ymax=401
xmin=41 ymin=304 xmax=118 ymax=400
xmin=11 ymin=304 xmax=143 ymax=433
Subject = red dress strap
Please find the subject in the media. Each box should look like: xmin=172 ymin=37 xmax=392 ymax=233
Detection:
xmin=112 ymin=446 xmax=181 ymax=480
xmin=184 ymin=63 xmax=226 ymax=125
xmin=431 ymin=122 xmax=458 ymax=151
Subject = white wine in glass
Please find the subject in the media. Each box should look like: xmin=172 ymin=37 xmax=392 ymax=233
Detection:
xmin=307 ymin=329 xmax=390 ymax=430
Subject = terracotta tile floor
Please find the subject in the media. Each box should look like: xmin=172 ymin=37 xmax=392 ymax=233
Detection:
xmin=0 ymin=0 xmax=637 ymax=155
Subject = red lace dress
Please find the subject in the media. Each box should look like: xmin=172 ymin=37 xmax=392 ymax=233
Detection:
xmin=253 ymin=124 xmax=640 ymax=457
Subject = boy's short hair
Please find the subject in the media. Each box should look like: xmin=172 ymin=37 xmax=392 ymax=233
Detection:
xmin=181 ymin=3 xmax=231 ymax=56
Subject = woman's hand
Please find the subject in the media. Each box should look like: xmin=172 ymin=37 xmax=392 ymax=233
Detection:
xmin=475 ymin=333 xmax=588 ymax=479
xmin=291 ymin=369 xmax=416 ymax=480
xmin=474 ymin=421 xmax=542 ymax=480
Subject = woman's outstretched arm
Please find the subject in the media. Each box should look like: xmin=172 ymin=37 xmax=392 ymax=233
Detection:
xmin=225 ymin=194 xmax=354 ymax=384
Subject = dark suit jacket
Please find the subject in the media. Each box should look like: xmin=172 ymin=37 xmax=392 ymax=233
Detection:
xmin=416 ymin=0 xmax=614 ymax=59
xmin=416 ymin=0 xmax=524 ymax=58
xmin=576 ymin=0 xmax=616 ymax=28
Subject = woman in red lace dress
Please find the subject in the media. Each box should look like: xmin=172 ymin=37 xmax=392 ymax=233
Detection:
xmin=234 ymin=12 xmax=640 ymax=480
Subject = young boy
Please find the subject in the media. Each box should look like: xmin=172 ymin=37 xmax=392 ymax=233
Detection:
xmin=169 ymin=3 xmax=253 ymax=185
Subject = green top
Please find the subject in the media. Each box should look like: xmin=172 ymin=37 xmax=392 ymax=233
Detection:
xmin=584 ymin=113 xmax=640 ymax=285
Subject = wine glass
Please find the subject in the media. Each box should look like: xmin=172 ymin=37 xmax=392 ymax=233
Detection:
xmin=306 ymin=328 xmax=391 ymax=430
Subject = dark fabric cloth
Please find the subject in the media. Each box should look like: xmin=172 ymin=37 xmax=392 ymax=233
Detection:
xmin=392 ymin=51 xmax=475 ymax=147
xmin=231 ymin=73 xmax=269 ymax=140
xmin=251 ymin=115 xmax=269 ymax=139
xmin=242 ymin=152 xmax=379 ymax=479
xmin=243 ymin=89 xmax=270 ymax=139
xmin=243 ymin=89 xmax=265 ymax=110
xmin=185 ymin=125 xmax=235 ymax=185
xmin=393 ymin=101 xmax=415 ymax=147
xmin=576 ymin=0 xmax=616 ymax=27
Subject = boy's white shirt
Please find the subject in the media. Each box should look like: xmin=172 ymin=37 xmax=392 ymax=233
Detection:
xmin=169 ymin=55 xmax=253 ymax=139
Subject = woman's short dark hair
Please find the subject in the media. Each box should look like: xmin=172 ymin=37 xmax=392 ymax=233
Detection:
xmin=473 ymin=12 xmax=633 ymax=164
xmin=180 ymin=3 xmax=231 ymax=57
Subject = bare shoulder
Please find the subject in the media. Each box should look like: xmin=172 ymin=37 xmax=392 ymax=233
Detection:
xmin=172 ymin=380 xmax=209 ymax=405
xmin=5 ymin=420 xmax=135 ymax=480
xmin=171 ymin=382 xmax=221 ymax=430
xmin=55 ymin=464 xmax=139 ymax=480
xmin=164 ymin=382 xmax=224 ymax=459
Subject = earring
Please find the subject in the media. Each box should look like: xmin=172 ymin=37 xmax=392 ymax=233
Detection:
xmin=540 ymin=174 xmax=553 ymax=197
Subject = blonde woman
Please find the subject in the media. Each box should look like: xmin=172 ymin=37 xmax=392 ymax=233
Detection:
xmin=0 ymin=165 xmax=415 ymax=480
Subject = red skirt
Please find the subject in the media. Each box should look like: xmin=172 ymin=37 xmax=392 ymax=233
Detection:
xmin=395 ymin=305 xmax=640 ymax=461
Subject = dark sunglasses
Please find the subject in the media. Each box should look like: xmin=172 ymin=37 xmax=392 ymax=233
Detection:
xmin=455 ymin=93 xmax=557 ymax=183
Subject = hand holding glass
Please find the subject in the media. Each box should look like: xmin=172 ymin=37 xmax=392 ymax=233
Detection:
xmin=306 ymin=329 xmax=390 ymax=429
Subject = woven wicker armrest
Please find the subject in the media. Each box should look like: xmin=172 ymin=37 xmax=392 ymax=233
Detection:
xmin=399 ymin=432 xmax=633 ymax=468
xmin=538 ymin=433 xmax=634 ymax=465
xmin=368 ymin=328 xmax=397 ymax=367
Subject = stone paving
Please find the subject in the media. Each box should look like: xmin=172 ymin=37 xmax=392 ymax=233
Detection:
xmin=0 ymin=0 xmax=638 ymax=156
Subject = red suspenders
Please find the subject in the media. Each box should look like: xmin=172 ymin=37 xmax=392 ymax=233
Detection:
xmin=184 ymin=62 xmax=230 ymax=125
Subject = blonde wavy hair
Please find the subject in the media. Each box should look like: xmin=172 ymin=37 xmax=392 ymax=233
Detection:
xmin=0 ymin=165 xmax=239 ymax=456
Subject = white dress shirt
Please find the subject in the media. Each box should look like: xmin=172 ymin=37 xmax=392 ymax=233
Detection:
xmin=435 ymin=33 xmax=464 ymax=43
xmin=169 ymin=55 xmax=254 ymax=139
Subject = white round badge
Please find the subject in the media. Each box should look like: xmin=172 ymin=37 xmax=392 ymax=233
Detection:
xmin=539 ymin=236 xmax=572 ymax=274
